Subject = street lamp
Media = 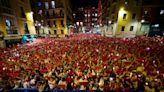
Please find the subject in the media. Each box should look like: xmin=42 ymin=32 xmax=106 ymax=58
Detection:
xmin=141 ymin=19 xmax=145 ymax=23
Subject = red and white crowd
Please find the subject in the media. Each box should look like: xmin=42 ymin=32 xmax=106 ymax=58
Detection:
xmin=0 ymin=33 xmax=164 ymax=92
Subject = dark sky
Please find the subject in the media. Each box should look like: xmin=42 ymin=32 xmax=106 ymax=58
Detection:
xmin=70 ymin=0 xmax=99 ymax=10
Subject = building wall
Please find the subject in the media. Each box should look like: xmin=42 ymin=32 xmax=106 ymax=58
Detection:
xmin=0 ymin=0 xmax=36 ymax=36
xmin=73 ymin=7 xmax=98 ymax=32
xmin=102 ymin=0 xmax=163 ymax=37
xmin=32 ymin=0 xmax=71 ymax=37
xmin=109 ymin=0 xmax=142 ymax=37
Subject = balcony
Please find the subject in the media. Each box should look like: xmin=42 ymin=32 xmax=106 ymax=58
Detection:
xmin=45 ymin=8 xmax=64 ymax=19
xmin=46 ymin=14 xmax=64 ymax=19
xmin=0 ymin=6 xmax=15 ymax=15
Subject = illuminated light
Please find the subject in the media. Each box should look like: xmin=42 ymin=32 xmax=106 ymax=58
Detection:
xmin=45 ymin=2 xmax=49 ymax=9
xmin=153 ymin=60 xmax=155 ymax=64
xmin=155 ymin=79 xmax=158 ymax=81
xmin=113 ymin=67 xmax=115 ymax=70
xmin=154 ymin=24 xmax=159 ymax=27
xmin=144 ymin=11 xmax=148 ymax=14
xmin=130 ymin=72 xmax=133 ymax=77
xmin=157 ymin=71 xmax=159 ymax=74
xmin=138 ymin=74 xmax=141 ymax=77
xmin=142 ymin=63 xmax=144 ymax=66
xmin=38 ymin=23 xmax=41 ymax=26
xmin=96 ymin=49 xmax=99 ymax=52
xmin=76 ymin=22 xmax=79 ymax=26
xmin=3 ymin=67 xmax=6 ymax=70
xmin=145 ymin=82 xmax=148 ymax=85
xmin=51 ymin=1 xmax=55 ymax=8
xmin=80 ymin=22 xmax=83 ymax=26
xmin=73 ymin=13 xmax=76 ymax=17
xmin=116 ymin=53 xmax=119 ymax=56
xmin=108 ymin=21 xmax=112 ymax=24
xmin=9 ymin=68 xmax=12 ymax=71
xmin=146 ymin=47 xmax=150 ymax=51
xmin=160 ymin=10 xmax=164 ymax=15
xmin=38 ymin=10 xmax=42 ymax=14
xmin=38 ymin=2 xmax=42 ymax=7
xmin=110 ymin=77 xmax=113 ymax=81
xmin=141 ymin=19 xmax=145 ymax=23
xmin=95 ymin=13 xmax=98 ymax=16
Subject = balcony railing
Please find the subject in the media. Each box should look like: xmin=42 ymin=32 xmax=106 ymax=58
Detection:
xmin=0 ymin=6 xmax=15 ymax=15
xmin=46 ymin=14 xmax=64 ymax=19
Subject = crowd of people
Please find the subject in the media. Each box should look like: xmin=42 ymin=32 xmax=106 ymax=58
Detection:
xmin=0 ymin=33 xmax=164 ymax=92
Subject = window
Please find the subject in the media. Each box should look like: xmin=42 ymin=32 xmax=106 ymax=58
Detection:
xmin=49 ymin=30 xmax=51 ymax=34
xmin=76 ymin=22 xmax=79 ymax=26
xmin=160 ymin=10 xmax=164 ymax=15
xmin=20 ymin=6 xmax=25 ymax=18
xmin=95 ymin=13 xmax=98 ymax=16
xmin=60 ymin=10 xmax=64 ymax=17
xmin=54 ymin=30 xmax=57 ymax=34
xmin=5 ymin=19 xmax=11 ymax=34
xmin=121 ymin=26 xmax=125 ymax=31
xmin=52 ymin=10 xmax=55 ymax=16
xmin=61 ymin=20 xmax=64 ymax=27
xmin=46 ymin=11 xmax=50 ymax=18
xmin=144 ymin=11 xmax=148 ymax=15
xmin=125 ymin=0 xmax=128 ymax=4
xmin=51 ymin=1 xmax=55 ymax=8
xmin=80 ymin=22 xmax=83 ymax=26
xmin=132 ymin=13 xmax=136 ymax=19
xmin=45 ymin=2 xmax=49 ymax=9
xmin=85 ymin=14 xmax=87 ymax=17
xmin=37 ymin=2 xmax=42 ymax=7
xmin=53 ymin=20 xmax=56 ymax=27
xmin=88 ymin=14 xmax=90 ymax=17
xmin=123 ymin=13 xmax=127 ymax=20
xmin=61 ymin=30 xmax=64 ymax=34
xmin=24 ymin=23 xmax=29 ymax=34
xmin=85 ymin=19 xmax=87 ymax=22
xmin=1 ymin=0 xmax=11 ymax=8
xmin=38 ymin=10 xmax=42 ymax=14
xmin=47 ymin=21 xmax=51 ymax=27
xmin=130 ymin=26 xmax=134 ymax=31
xmin=73 ymin=13 xmax=76 ymax=17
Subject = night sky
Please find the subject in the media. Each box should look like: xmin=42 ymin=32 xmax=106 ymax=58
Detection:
xmin=70 ymin=0 xmax=99 ymax=10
